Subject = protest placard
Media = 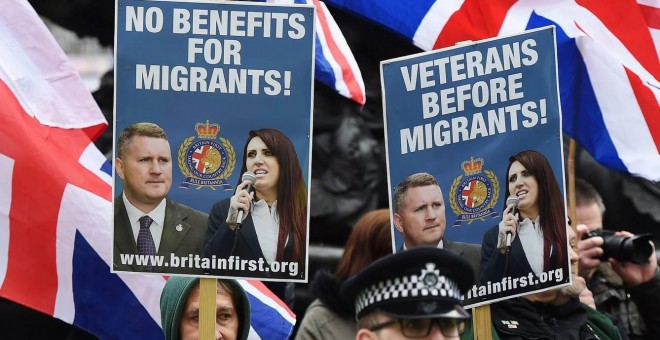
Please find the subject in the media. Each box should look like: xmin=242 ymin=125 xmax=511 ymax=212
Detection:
xmin=113 ymin=0 xmax=313 ymax=283
xmin=382 ymin=26 xmax=569 ymax=306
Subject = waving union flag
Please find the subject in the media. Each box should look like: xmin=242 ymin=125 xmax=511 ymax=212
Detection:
xmin=268 ymin=0 xmax=366 ymax=105
xmin=324 ymin=0 xmax=660 ymax=181
xmin=0 ymin=1 xmax=295 ymax=339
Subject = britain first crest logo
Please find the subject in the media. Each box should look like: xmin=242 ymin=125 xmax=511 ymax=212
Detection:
xmin=449 ymin=157 xmax=500 ymax=227
xmin=178 ymin=120 xmax=236 ymax=190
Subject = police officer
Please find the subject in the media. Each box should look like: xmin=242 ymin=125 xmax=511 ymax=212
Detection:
xmin=341 ymin=247 xmax=475 ymax=339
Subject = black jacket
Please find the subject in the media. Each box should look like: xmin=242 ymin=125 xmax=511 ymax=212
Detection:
xmin=203 ymin=198 xmax=303 ymax=280
xmin=489 ymin=297 xmax=618 ymax=340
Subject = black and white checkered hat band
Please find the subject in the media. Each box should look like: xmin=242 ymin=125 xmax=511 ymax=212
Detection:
xmin=354 ymin=262 xmax=461 ymax=316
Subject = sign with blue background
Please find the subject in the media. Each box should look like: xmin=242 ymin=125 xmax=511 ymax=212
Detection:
xmin=115 ymin=0 xmax=313 ymax=213
xmin=113 ymin=0 xmax=313 ymax=282
xmin=382 ymin=26 xmax=568 ymax=306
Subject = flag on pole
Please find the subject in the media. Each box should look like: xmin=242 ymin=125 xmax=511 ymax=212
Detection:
xmin=324 ymin=0 xmax=660 ymax=181
xmin=268 ymin=0 xmax=366 ymax=105
xmin=0 ymin=1 xmax=295 ymax=339
xmin=242 ymin=280 xmax=296 ymax=339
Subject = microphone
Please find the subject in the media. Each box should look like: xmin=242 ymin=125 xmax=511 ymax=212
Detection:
xmin=236 ymin=172 xmax=257 ymax=225
xmin=505 ymin=195 xmax=519 ymax=252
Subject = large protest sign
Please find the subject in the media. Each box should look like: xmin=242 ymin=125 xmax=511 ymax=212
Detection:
xmin=382 ymin=26 xmax=569 ymax=307
xmin=113 ymin=0 xmax=313 ymax=282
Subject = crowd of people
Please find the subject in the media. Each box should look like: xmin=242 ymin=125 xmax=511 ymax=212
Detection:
xmin=20 ymin=3 xmax=660 ymax=339
xmin=102 ymin=117 xmax=658 ymax=340
xmin=153 ymin=150 xmax=659 ymax=340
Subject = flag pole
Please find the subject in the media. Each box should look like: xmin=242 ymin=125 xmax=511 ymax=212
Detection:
xmin=568 ymin=139 xmax=578 ymax=269
xmin=473 ymin=138 xmax=577 ymax=340
xmin=473 ymin=305 xmax=493 ymax=339
xmin=199 ymin=278 xmax=218 ymax=339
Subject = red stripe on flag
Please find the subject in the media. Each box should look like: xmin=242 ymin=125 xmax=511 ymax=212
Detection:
xmin=578 ymin=0 xmax=660 ymax=79
xmin=639 ymin=4 xmax=660 ymax=30
xmin=0 ymin=79 xmax=111 ymax=315
xmin=313 ymin=0 xmax=365 ymax=105
xmin=626 ymin=68 xmax=660 ymax=153
xmin=433 ymin=0 xmax=517 ymax=49
xmin=246 ymin=280 xmax=295 ymax=318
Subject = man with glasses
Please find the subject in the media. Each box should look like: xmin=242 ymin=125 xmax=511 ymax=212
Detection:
xmin=341 ymin=247 xmax=475 ymax=339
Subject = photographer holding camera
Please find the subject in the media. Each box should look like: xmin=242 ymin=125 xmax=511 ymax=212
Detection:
xmin=575 ymin=178 xmax=660 ymax=340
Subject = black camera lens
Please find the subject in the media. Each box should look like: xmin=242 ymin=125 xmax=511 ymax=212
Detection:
xmin=583 ymin=230 xmax=653 ymax=265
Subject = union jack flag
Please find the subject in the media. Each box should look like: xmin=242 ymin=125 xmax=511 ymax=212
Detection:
xmin=0 ymin=1 xmax=294 ymax=339
xmin=324 ymin=0 xmax=660 ymax=181
xmin=268 ymin=0 xmax=366 ymax=105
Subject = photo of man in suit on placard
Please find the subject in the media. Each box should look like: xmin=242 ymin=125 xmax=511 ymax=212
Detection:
xmin=113 ymin=122 xmax=208 ymax=274
xmin=392 ymin=172 xmax=481 ymax=282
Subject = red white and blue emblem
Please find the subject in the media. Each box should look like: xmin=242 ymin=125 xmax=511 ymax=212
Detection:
xmin=450 ymin=157 xmax=500 ymax=227
xmin=178 ymin=121 xmax=235 ymax=190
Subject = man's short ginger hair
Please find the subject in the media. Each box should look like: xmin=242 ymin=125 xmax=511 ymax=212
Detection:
xmin=393 ymin=172 xmax=439 ymax=213
xmin=116 ymin=122 xmax=168 ymax=159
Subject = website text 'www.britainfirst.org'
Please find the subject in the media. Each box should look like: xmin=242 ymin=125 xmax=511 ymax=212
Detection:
xmin=118 ymin=253 xmax=299 ymax=277
xmin=466 ymin=267 xmax=564 ymax=300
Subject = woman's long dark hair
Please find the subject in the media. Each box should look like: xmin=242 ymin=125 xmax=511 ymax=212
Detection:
xmin=238 ymin=129 xmax=307 ymax=263
xmin=504 ymin=150 xmax=567 ymax=271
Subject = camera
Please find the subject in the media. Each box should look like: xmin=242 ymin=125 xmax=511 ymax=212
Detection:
xmin=582 ymin=229 xmax=654 ymax=264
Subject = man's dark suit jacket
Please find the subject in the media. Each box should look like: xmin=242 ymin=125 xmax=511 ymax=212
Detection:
xmin=113 ymin=195 xmax=208 ymax=274
xmin=445 ymin=239 xmax=482 ymax=285
xmin=398 ymin=239 xmax=482 ymax=284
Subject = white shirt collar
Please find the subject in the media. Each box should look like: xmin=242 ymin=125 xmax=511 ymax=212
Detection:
xmin=252 ymin=199 xmax=280 ymax=264
xmin=402 ymin=239 xmax=443 ymax=251
xmin=518 ymin=216 xmax=545 ymax=275
xmin=122 ymin=193 xmax=166 ymax=226
xmin=122 ymin=192 xmax=166 ymax=250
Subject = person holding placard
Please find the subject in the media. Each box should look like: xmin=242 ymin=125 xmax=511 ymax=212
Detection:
xmin=479 ymin=150 xmax=568 ymax=294
xmin=160 ymin=276 xmax=251 ymax=340
xmin=204 ymin=128 xmax=307 ymax=281
xmin=461 ymin=227 xmax=622 ymax=340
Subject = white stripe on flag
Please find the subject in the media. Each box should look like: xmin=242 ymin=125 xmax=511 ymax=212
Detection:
xmin=79 ymin=144 xmax=112 ymax=184
xmin=0 ymin=154 xmax=14 ymax=288
xmin=314 ymin=6 xmax=350 ymax=98
xmin=317 ymin=1 xmax=365 ymax=102
xmin=649 ymin=28 xmax=660 ymax=62
xmin=498 ymin=2 xmax=534 ymax=37
xmin=54 ymin=184 xmax=80 ymax=323
xmin=638 ymin=0 xmax=660 ymax=7
xmin=578 ymin=37 xmax=660 ymax=177
xmin=117 ymin=274 xmax=166 ymax=327
xmin=240 ymin=281 xmax=296 ymax=324
xmin=413 ymin=0 xmax=464 ymax=51
xmin=566 ymin=3 xmax=660 ymax=87
xmin=0 ymin=0 xmax=105 ymax=129
xmin=247 ymin=326 xmax=263 ymax=340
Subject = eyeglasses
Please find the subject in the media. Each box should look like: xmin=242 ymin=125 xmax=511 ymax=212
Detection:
xmin=369 ymin=317 xmax=465 ymax=338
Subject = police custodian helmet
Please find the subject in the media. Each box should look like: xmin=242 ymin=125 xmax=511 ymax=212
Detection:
xmin=341 ymin=247 xmax=475 ymax=320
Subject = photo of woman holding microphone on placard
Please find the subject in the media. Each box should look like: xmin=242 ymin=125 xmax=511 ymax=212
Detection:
xmin=480 ymin=150 xmax=569 ymax=297
xmin=204 ymin=128 xmax=307 ymax=281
